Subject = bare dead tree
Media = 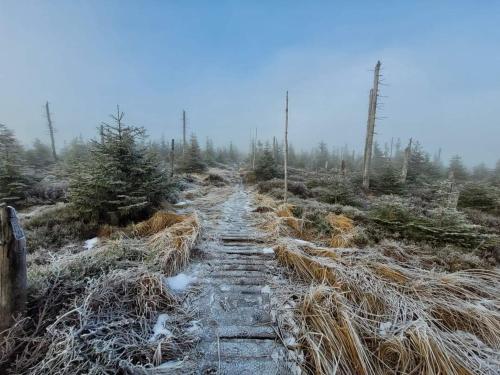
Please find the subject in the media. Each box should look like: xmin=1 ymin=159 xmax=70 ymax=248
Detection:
xmin=170 ymin=139 xmax=175 ymax=177
xmin=284 ymin=91 xmax=289 ymax=203
xmin=182 ymin=110 xmax=187 ymax=155
xmin=401 ymin=138 xmax=413 ymax=183
xmin=252 ymin=128 xmax=257 ymax=170
xmin=45 ymin=101 xmax=58 ymax=162
xmin=362 ymin=61 xmax=381 ymax=189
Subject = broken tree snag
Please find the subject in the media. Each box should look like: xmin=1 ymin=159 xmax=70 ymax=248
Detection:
xmin=401 ymin=138 xmax=412 ymax=183
xmin=170 ymin=138 xmax=175 ymax=177
xmin=182 ymin=110 xmax=187 ymax=155
xmin=284 ymin=91 xmax=289 ymax=204
xmin=0 ymin=204 xmax=27 ymax=333
xmin=45 ymin=101 xmax=58 ymax=162
xmin=362 ymin=61 xmax=381 ymax=190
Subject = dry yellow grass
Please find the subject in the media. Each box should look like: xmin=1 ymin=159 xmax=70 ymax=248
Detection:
xmin=274 ymin=240 xmax=500 ymax=374
xmin=133 ymin=211 xmax=186 ymax=237
xmin=327 ymin=213 xmax=357 ymax=247
xmin=148 ymin=213 xmax=200 ymax=276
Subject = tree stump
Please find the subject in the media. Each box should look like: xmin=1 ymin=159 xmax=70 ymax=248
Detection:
xmin=0 ymin=204 xmax=27 ymax=333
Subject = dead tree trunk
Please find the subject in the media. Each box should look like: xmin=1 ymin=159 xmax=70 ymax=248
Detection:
xmin=272 ymin=136 xmax=277 ymax=161
xmin=284 ymin=91 xmax=289 ymax=203
xmin=401 ymin=138 xmax=412 ymax=183
xmin=341 ymin=159 xmax=347 ymax=176
xmin=45 ymin=101 xmax=58 ymax=162
xmin=362 ymin=61 xmax=381 ymax=190
xmin=182 ymin=110 xmax=187 ymax=155
xmin=252 ymin=128 xmax=257 ymax=170
xmin=170 ymin=139 xmax=175 ymax=177
xmin=0 ymin=204 xmax=27 ymax=334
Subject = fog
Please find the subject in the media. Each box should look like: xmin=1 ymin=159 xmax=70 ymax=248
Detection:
xmin=1 ymin=1 xmax=499 ymax=166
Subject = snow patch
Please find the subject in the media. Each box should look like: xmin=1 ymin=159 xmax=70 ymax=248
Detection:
xmin=378 ymin=321 xmax=392 ymax=336
xmin=157 ymin=359 xmax=183 ymax=369
xmin=149 ymin=314 xmax=172 ymax=342
xmin=165 ymin=273 xmax=196 ymax=292
xmin=220 ymin=284 xmax=231 ymax=292
xmin=284 ymin=336 xmax=297 ymax=347
xmin=293 ymin=238 xmax=315 ymax=246
xmin=187 ymin=320 xmax=201 ymax=333
xmin=262 ymin=247 xmax=274 ymax=254
xmin=174 ymin=201 xmax=189 ymax=207
xmin=261 ymin=285 xmax=271 ymax=294
xmin=84 ymin=237 xmax=98 ymax=250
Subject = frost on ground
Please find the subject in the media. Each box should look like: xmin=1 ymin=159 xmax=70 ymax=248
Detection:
xmin=165 ymin=273 xmax=196 ymax=292
xmin=262 ymin=247 xmax=275 ymax=254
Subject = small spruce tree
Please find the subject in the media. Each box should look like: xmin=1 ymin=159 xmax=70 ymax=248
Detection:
xmin=180 ymin=134 xmax=207 ymax=173
xmin=255 ymin=148 xmax=278 ymax=181
xmin=69 ymin=107 xmax=170 ymax=223
xmin=0 ymin=124 xmax=29 ymax=204
xmin=448 ymin=155 xmax=469 ymax=182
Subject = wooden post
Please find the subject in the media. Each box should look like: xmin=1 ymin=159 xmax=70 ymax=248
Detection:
xmin=0 ymin=204 xmax=27 ymax=333
xmin=182 ymin=110 xmax=187 ymax=155
xmin=45 ymin=101 xmax=58 ymax=162
xmin=284 ymin=91 xmax=289 ymax=203
xmin=362 ymin=61 xmax=381 ymax=190
xmin=170 ymin=139 xmax=175 ymax=177
xmin=401 ymin=138 xmax=412 ymax=183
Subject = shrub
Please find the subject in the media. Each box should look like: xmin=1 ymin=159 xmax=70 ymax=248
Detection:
xmin=258 ymin=179 xmax=311 ymax=198
xmin=23 ymin=204 xmax=98 ymax=250
xmin=458 ymin=182 xmax=499 ymax=213
xmin=308 ymin=176 xmax=360 ymax=206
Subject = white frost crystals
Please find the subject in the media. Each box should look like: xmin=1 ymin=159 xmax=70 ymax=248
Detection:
xmin=262 ymin=247 xmax=275 ymax=254
xmin=149 ymin=314 xmax=172 ymax=342
xmin=164 ymin=273 xmax=196 ymax=292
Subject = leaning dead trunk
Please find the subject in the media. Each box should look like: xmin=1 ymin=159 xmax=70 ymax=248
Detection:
xmin=362 ymin=61 xmax=381 ymax=190
xmin=0 ymin=204 xmax=27 ymax=333
xmin=284 ymin=91 xmax=289 ymax=203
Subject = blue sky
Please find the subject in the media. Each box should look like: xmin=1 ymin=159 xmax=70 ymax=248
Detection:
xmin=1 ymin=1 xmax=499 ymax=165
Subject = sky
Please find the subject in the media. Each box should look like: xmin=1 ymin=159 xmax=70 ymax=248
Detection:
xmin=1 ymin=1 xmax=499 ymax=166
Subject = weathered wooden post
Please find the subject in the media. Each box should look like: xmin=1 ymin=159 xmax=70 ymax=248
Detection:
xmin=284 ymin=91 xmax=289 ymax=203
xmin=170 ymin=139 xmax=175 ymax=177
xmin=0 ymin=204 xmax=27 ymax=333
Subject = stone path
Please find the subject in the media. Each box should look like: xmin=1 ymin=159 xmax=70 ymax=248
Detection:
xmin=192 ymin=184 xmax=291 ymax=374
